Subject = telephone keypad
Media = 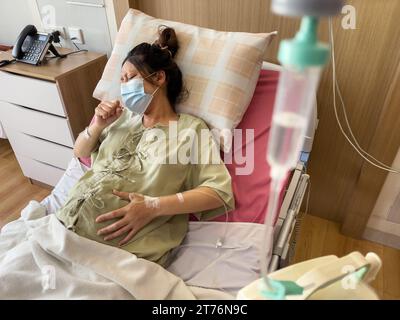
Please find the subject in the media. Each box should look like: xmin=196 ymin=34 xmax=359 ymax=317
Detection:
xmin=23 ymin=40 xmax=45 ymax=62
xmin=23 ymin=40 xmax=46 ymax=63
xmin=17 ymin=32 xmax=51 ymax=65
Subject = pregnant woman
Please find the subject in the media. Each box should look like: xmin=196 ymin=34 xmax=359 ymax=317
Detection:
xmin=55 ymin=27 xmax=235 ymax=267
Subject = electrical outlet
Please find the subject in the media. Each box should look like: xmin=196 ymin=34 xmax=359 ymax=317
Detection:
xmin=68 ymin=27 xmax=85 ymax=44
xmin=45 ymin=26 xmax=66 ymax=38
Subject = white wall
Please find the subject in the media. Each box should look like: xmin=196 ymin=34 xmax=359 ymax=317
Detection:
xmin=36 ymin=0 xmax=113 ymax=55
xmin=0 ymin=0 xmax=117 ymax=55
xmin=364 ymin=148 xmax=400 ymax=250
xmin=0 ymin=0 xmax=37 ymax=46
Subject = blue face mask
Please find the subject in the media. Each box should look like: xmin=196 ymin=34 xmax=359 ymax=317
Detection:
xmin=120 ymin=73 xmax=161 ymax=115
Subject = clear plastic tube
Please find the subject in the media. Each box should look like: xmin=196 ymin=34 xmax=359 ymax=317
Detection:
xmin=262 ymin=65 xmax=323 ymax=295
xmin=267 ymin=66 xmax=322 ymax=177
xmin=260 ymin=176 xmax=285 ymax=290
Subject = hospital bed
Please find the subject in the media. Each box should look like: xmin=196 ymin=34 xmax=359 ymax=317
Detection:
xmin=38 ymin=61 xmax=317 ymax=297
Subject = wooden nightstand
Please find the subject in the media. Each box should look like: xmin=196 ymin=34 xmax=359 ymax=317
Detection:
xmin=0 ymin=49 xmax=107 ymax=188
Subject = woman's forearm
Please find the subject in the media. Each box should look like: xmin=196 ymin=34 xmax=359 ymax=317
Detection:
xmin=73 ymin=124 xmax=104 ymax=158
xmin=156 ymin=187 xmax=225 ymax=217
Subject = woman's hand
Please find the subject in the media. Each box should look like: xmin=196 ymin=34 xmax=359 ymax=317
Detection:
xmin=94 ymin=100 xmax=124 ymax=130
xmin=96 ymin=190 xmax=159 ymax=247
xmin=96 ymin=187 xmax=228 ymax=247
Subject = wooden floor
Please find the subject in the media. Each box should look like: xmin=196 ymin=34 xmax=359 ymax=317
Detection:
xmin=0 ymin=138 xmax=399 ymax=300
xmin=0 ymin=139 xmax=50 ymax=227
xmin=292 ymin=214 xmax=400 ymax=300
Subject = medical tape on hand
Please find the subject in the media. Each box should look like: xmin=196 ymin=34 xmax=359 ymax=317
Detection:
xmin=176 ymin=192 xmax=185 ymax=203
xmin=144 ymin=196 xmax=161 ymax=209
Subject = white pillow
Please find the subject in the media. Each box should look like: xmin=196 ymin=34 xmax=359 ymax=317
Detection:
xmin=93 ymin=9 xmax=277 ymax=152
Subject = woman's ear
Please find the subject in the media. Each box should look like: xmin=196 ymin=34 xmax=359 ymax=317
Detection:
xmin=155 ymin=70 xmax=167 ymax=86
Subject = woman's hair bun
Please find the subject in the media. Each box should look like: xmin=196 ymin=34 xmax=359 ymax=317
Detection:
xmin=153 ymin=25 xmax=179 ymax=58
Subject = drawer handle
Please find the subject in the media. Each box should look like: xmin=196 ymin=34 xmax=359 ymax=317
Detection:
xmin=66 ymin=1 xmax=105 ymax=8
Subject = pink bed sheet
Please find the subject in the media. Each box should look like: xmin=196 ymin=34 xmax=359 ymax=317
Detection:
xmin=191 ymin=70 xmax=287 ymax=224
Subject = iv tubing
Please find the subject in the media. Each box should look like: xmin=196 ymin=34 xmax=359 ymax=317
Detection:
xmin=260 ymin=172 xmax=286 ymax=295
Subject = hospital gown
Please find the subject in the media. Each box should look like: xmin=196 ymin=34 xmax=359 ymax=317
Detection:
xmin=55 ymin=110 xmax=235 ymax=266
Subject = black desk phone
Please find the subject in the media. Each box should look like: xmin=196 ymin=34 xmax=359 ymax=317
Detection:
xmin=11 ymin=25 xmax=65 ymax=66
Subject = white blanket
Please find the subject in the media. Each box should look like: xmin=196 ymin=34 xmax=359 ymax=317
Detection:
xmin=38 ymin=157 xmax=269 ymax=297
xmin=0 ymin=201 xmax=233 ymax=300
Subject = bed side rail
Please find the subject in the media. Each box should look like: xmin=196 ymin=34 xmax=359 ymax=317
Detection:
xmin=269 ymin=163 xmax=310 ymax=272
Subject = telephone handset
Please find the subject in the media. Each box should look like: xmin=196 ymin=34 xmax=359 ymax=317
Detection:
xmin=12 ymin=25 xmax=65 ymax=66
